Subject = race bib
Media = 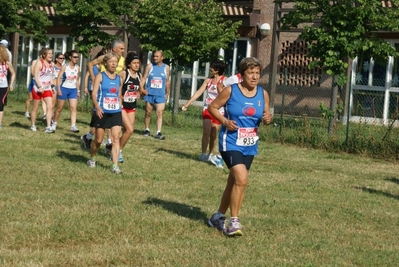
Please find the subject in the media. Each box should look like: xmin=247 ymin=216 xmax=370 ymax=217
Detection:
xmin=42 ymin=81 xmax=52 ymax=91
xmin=104 ymin=97 xmax=120 ymax=111
xmin=0 ymin=73 xmax=5 ymax=83
xmin=123 ymin=91 xmax=138 ymax=103
xmin=66 ymin=75 xmax=76 ymax=83
xmin=150 ymin=79 xmax=163 ymax=89
xmin=236 ymin=127 xmax=259 ymax=146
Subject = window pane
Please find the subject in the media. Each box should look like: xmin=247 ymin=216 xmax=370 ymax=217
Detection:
xmin=355 ymin=52 xmax=371 ymax=85
xmin=352 ymin=90 xmax=384 ymax=118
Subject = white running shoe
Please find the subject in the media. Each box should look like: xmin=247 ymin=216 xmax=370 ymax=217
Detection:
xmin=30 ymin=125 xmax=37 ymax=132
xmin=87 ymin=159 xmax=96 ymax=168
xmin=24 ymin=112 xmax=30 ymax=118
xmin=44 ymin=126 xmax=55 ymax=133
xmin=70 ymin=125 xmax=79 ymax=133
xmin=210 ymin=154 xmax=224 ymax=168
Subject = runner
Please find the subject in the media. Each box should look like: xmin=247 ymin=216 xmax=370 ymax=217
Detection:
xmin=182 ymin=59 xmax=226 ymax=168
xmin=30 ymin=47 xmax=56 ymax=133
xmin=116 ymin=52 xmax=142 ymax=163
xmin=207 ymin=57 xmax=273 ymax=236
xmin=87 ymin=52 xmax=123 ymax=174
xmin=53 ymin=50 xmax=81 ymax=132
xmin=0 ymin=44 xmax=16 ymax=129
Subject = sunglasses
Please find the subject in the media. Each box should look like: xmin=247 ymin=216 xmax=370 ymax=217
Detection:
xmin=58 ymin=57 xmax=65 ymax=60
xmin=72 ymin=56 xmax=79 ymax=59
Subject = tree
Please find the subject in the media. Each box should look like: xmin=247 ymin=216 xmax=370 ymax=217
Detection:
xmin=278 ymin=0 xmax=399 ymax=133
xmin=129 ymin=0 xmax=241 ymax=65
xmin=54 ymin=0 xmax=135 ymax=56
xmin=278 ymin=0 xmax=399 ymax=86
xmin=0 ymin=0 xmax=52 ymax=43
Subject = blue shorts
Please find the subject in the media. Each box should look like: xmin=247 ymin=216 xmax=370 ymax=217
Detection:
xmin=28 ymin=78 xmax=34 ymax=93
xmin=144 ymin=94 xmax=166 ymax=104
xmin=57 ymin=87 xmax=78 ymax=100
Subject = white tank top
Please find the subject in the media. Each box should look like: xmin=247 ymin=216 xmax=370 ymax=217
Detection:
xmin=61 ymin=64 xmax=78 ymax=89
xmin=0 ymin=63 xmax=8 ymax=88
xmin=34 ymin=60 xmax=54 ymax=92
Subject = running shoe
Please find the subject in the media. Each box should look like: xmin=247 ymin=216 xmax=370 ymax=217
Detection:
xmin=105 ymin=143 xmax=112 ymax=153
xmin=51 ymin=122 xmax=57 ymax=131
xmin=143 ymin=130 xmax=150 ymax=137
xmin=210 ymin=154 xmax=224 ymax=168
xmin=42 ymin=113 xmax=46 ymax=120
xmin=87 ymin=159 xmax=96 ymax=168
xmin=44 ymin=126 xmax=55 ymax=133
xmin=30 ymin=125 xmax=37 ymax=132
xmin=111 ymin=165 xmax=122 ymax=174
xmin=224 ymin=218 xmax=243 ymax=237
xmin=109 ymin=152 xmax=124 ymax=163
xmin=154 ymin=132 xmax=165 ymax=140
xmin=24 ymin=112 xmax=30 ymax=118
xmin=208 ymin=212 xmax=226 ymax=232
xmin=80 ymin=134 xmax=92 ymax=149
xmin=118 ymin=151 xmax=124 ymax=163
xmin=199 ymin=153 xmax=208 ymax=161
xmin=70 ymin=125 xmax=79 ymax=133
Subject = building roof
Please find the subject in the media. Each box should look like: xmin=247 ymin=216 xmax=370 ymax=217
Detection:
xmin=38 ymin=3 xmax=252 ymax=17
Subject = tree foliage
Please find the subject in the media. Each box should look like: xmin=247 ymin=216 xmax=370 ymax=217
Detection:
xmin=0 ymin=0 xmax=52 ymax=43
xmin=129 ymin=0 xmax=241 ymax=65
xmin=278 ymin=0 xmax=399 ymax=85
xmin=54 ymin=0 xmax=135 ymax=56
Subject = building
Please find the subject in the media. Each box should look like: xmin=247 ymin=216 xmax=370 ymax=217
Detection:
xmin=5 ymin=0 xmax=399 ymax=124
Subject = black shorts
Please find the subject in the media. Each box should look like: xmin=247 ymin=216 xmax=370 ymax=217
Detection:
xmin=220 ymin=151 xmax=255 ymax=170
xmin=0 ymin=88 xmax=8 ymax=111
xmin=90 ymin=111 xmax=122 ymax=129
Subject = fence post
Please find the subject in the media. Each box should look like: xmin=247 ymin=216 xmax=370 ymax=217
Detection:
xmin=279 ymin=68 xmax=287 ymax=135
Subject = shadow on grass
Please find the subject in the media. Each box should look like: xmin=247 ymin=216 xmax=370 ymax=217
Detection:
xmin=353 ymin=185 xmax=399 ymax=200
xmin=143 ymin=197 xmax=208 ymax=223
xmin=385 ymin=177 xmax=399 ymax=185
xmin=64 ymin=132 xmax=81 ymax=141
xmin=56 ymin=150 xmax=107 ymax=169
xmin=9 ymin=121 xmax=29 ymax=129
xmin=12 ymin=110 xmax=26 ymax=117
xmin=155 ymin=148 xmax=199 ymax=161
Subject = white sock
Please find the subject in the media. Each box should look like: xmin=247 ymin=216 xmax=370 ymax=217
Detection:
xmin=108 ymin=138 xmax=111 ymax=144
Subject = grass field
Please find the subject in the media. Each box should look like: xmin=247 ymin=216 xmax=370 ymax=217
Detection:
xmin=1 ymin=98 xmax=399 ymax=266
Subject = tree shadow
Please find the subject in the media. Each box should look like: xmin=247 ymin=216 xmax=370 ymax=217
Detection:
xmin=385 ymin=177 xmax=399 ymax=185
xmin=155 ymin=148 xmax=199 ymax=161
xmin=142 ymin=197 xmax=208 ymax=224
xmin=352 ymin=186 xmax=399 ymax=201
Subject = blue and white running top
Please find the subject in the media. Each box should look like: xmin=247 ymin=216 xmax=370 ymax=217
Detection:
xmin=89 ymin=65 xmax=100 ymax=92
xmin=61 ymin=65 xmax=78 ymax=89
xmin=146 ymin=63 xmax=167 ymax=96
xmin=97 ymin=72 xmax=121 ymax=114
xmin=219 ymin=84 xmax=265 ymax=156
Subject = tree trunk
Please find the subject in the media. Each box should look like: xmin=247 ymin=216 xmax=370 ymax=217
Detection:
xmin=328 ymin=83 xmax=338 ymax=135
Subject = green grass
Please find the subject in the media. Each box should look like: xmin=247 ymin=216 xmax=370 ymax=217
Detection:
xmin=1 ymin=96 xmax=399 ymax=266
